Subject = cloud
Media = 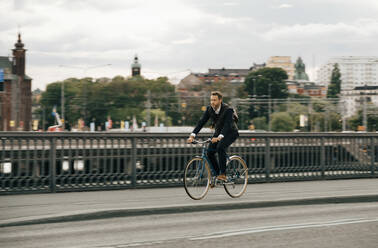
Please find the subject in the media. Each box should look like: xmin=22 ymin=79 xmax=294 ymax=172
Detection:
xmin=2 ymin=0 xmax=378 ymax=89
xmin=278 ymin=4 xmax=293 ymax=9
xmin=171 ymin=35 xmax=197 ymax=45
xmin=223 ymin=2 xmax=239 ymax=6
xmin=261 ymin=19 xmax=378 ymax=44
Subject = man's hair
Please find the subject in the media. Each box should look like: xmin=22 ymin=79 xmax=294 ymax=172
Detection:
xmin=211 ymin=91 xmax=223 ymax=100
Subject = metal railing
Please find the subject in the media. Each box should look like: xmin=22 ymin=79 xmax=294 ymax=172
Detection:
xmin=1 ymin=132 xmax=377 ymax=194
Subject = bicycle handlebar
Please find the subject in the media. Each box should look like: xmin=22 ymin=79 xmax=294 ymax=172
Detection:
xmin=190 ymin=138 xmax=212 ymax=145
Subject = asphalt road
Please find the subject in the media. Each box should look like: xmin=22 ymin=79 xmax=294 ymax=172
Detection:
xmin=1 ymin=202 xmax=377 ymax=248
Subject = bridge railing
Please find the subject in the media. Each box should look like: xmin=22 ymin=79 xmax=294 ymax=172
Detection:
xmin=0 ymin=132 xmax=377 ymax=194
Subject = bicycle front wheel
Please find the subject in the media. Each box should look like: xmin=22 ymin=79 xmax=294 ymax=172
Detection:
xmin=224 ymin=156 xmax=248 ymax=198
xmin=184 ymin=157 xmax=211 ymax=200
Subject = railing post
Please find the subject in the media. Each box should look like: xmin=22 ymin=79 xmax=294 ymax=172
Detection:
xmin=50 ymin=137 xmax=57 ymax=193
xmin=131 ymin=137 xmax=137 ymax=188
xmin=265 ymin=137 xmax=271 ymax=182
xmin=371 ymin=137 xmax=375 ymax=176
xmin=321 ymin=137 xmax=325 ymax=179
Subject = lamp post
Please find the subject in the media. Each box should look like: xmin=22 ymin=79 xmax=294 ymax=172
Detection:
xmin=268 ymin=83 xmax=272 ymax=132
xmin=61 ymin=78 xmax=65 ymax=130
xmin=59 ymin=64 xmax=111 ymax=127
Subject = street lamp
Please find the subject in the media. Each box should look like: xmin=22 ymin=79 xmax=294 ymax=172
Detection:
xmin=363 ymin=84 xmax=368 ymax=131
xmin=268 ymin=83 xmax=272 ymax=132
xmin=59 ymin=64 xmax=112 ymax=128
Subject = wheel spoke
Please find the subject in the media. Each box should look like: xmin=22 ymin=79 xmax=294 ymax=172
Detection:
xmin=184 ymin=158 xmax=211 ymax=200
xmin=224 ymin=157 xmax=248 ymax=198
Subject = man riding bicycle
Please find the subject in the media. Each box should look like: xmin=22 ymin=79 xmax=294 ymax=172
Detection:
xmin=187 ymin=91 xmax=239 ymax=181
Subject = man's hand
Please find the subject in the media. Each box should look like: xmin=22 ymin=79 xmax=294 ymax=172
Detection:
xmin=211 ymin=137 xmax=221 ymax=143
xmin=187 ymin=136 xmax=194 ymax=143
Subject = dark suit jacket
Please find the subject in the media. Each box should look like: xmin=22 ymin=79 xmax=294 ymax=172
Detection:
xmin=192 ymin=103 xmax=239 ymax=138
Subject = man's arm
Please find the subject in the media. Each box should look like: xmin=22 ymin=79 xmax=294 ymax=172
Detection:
xmin=191 ymin=106 xmax=210 ymax=136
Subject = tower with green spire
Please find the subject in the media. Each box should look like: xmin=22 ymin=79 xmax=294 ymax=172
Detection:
xmin=131 ymin=55 xmax=141 ymax=77
xmin=294 ymin=57 xmax=309 ymax=81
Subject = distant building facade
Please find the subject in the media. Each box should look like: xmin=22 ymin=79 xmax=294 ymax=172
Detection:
xmin=0 ymin=34 xmax=32 ymax=131
xmin=266 ymin=56 xmax=295 ymax=80
xmin=340 ymin=85 xmax=378 ymax=117
xmin=317 ymin=56 xmax=378 ymax=90
xmin=286 ymin=57 xmax=325 ymax=97
xmin=177 ymin=64 xmax=265 ymax=94
xmin=286 ymin=81 xmax=326 ymax=97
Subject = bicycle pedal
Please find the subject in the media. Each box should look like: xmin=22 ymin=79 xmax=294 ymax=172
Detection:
xmin=214 ymin=179 xmax=228 ymax=186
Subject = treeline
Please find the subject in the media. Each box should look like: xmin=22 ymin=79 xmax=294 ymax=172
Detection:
xmin=36 ymin=76 xmax=181 ymax=130
xmin=35 ymin=67 xmax=378 ymax=131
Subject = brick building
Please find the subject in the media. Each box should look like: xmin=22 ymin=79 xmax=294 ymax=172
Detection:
xmin=177 ymin=63 xmax=266 ymax=95
xmin=0 ymin=34 xmax=32 ymax=131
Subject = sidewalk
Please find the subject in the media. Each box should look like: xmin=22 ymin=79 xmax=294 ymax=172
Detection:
xmin=1 ymin=178 xmax=377 ymax=227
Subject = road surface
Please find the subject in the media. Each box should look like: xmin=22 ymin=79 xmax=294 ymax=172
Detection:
xmin=1 ymin=202 xmax=377 ymax=248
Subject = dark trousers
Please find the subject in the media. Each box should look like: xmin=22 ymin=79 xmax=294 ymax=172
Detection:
xmin=207 ymin=134 xmax=238 ymax=175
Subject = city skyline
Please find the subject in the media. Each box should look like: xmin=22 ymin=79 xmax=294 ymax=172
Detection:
xmin=1 ymin=0 xmax=378 ymax=90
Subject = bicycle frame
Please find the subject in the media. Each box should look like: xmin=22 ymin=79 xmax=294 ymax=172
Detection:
xmin=194 ymin=139 xmax=230 ymax=178
xmin=185 ymin=138 xmax=248 ymax=199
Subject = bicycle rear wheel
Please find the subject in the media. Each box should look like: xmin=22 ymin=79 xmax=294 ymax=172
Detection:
xmin=184 ymin=157 xmax=211 ymax=200
xmin=224 ymin=156 xmax=248 ymax=198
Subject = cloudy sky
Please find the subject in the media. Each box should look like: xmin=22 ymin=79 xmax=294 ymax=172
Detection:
xmin=1 ymin=0 xmax=378 ymax=90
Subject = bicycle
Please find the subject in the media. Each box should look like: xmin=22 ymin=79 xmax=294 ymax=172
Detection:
xmin=184 ymin=138 xmax=248 ymax=200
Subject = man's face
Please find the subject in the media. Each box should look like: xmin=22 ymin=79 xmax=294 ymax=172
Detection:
xmin=210 ymin=95 xmax=222 ymax=109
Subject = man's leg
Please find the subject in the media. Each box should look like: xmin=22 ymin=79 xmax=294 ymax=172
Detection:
xmin=216 ymin=135 xmax=237 ymax=177
xmin=207 ymin=142 xmax=220 ymax=175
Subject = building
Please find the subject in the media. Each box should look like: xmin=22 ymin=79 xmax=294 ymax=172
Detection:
xmin=266 ymin=56 xmax=295 ymax=80
xmin=340 ymin=85 xmax=378 ymax=117
xmin=293 ymin=57 xmax=309 ymax=81
xmin=317 ymin=56 xmax=378 ymax=90
xmin=131 ymin=55 xmax=141 ymax=77
xmin=177 ymin=64 xmax=265 ymax=90
xmin=286 ymin=81 xmax=326 ymax=97
xmin=285 ymin=57 xmax=326 ymax=97
xmin=0 ymin=34 xmax=32 ymax=131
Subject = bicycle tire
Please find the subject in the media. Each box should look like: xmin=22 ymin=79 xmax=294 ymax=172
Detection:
xmin=184 ymin=157 xmax=211 ymax=200
xmin=224 ymin=156 xmax=248 ymax=198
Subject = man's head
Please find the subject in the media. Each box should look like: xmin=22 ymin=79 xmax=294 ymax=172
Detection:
xmin=210 ymin=91 xmax=223 ymax=110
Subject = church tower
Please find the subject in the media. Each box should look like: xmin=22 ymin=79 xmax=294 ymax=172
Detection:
xmin=12 ymin=33 xmax=26 ymax=76
xmin=6 ymin=33 xmax=32 ymax=131
xmin=294 ymin=57 xmax=309 ymax=81
xmin=131 ymin=55 xmax=141 ymax=76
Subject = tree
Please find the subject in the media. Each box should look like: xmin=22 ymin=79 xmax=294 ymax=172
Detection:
xmin=348 ymin=107 xmax=378 ymax=132
xmin=245 ymin=68 xmax=288 ymax=99
xmin=327 ymin=63 xmax=341 ymax=98
xmin=244 ymin=68 xmax=288 ymax=119
xmin=271 ymin=112 xmax=296 ymax=132
xmin=252 ymin=116 xmax=267 ymax=130
xmin=142 ymin=109 xmax=172 ymax=126
xmin=39 ymin=75 xmax=180 ymax=130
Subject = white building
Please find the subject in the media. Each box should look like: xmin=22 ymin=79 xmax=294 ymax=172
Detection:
xmin=339 ymin=86 xmax=378 ymax=117
xmin=317 ymin=56 xmax=378 ymax=90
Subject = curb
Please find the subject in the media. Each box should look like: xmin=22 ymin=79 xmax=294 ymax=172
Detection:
xmin=1 ymin=194 xmax=377 ymax=228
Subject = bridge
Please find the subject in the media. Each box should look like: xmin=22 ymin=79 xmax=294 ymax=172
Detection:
xmin=1 ymin=132 xmax=377 ymax=247
xmin=0 ymin=132 xmax=377 ymax=194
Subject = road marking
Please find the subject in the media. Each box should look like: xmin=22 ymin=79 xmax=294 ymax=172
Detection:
xmin=99 ymin=218 xmax=378 ymax=247
xmin=190 ymin=218 xmax=378 ymax=240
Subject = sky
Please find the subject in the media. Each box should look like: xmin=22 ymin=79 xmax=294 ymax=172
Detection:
xmin=1 ymin=0 xmax=378 ymax=90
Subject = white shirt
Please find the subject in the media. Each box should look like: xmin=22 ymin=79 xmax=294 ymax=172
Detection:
xmin=191 ymin=105 xmax=224 ymax=139
xmin=213 ymin=105 xmax=221 ymax=114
